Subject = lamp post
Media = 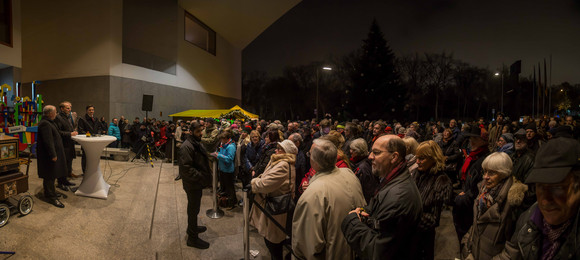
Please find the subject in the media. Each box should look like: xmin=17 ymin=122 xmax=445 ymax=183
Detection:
xmin=495 ymin=72 xmax=504 ymax=113
xmin=316 ymin=66 xmax=333 ymax=121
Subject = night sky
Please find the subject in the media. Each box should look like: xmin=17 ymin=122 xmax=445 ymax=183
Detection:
xmin=243 ymin=0 xmax=580 ymax=85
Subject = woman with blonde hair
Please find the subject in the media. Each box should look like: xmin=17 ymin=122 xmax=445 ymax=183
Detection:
xmin=412 ymin=140 xmax=453 ymax=260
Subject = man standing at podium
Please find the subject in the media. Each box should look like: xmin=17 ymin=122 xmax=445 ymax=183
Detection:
xmin=53 ymin=101 xmax=78 ymax=191
xmin=77 ymin=105 xmax=101 ymax=174
xmin=179 ymin=122 xmax=212 ymax=249
xmin=37 ymin=105 xmax=68 ymax=208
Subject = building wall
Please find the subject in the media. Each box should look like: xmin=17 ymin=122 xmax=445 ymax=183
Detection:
xmin=21 ymin=0 xmax=114 ymax=81
xmin=20 ymin=0 xmax=241 ymax=121
xmin=0 ymin=0 xmax=21 ymax=69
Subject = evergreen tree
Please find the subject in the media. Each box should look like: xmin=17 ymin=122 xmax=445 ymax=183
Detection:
xmin=348 ymin=19 xmax=403 ymax=120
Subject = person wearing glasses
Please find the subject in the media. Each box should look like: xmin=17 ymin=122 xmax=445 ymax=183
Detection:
xmin=341 ymin=135 xmax=422 ymax=259
xmin=460 ymin=152 xmax=528 ymax=259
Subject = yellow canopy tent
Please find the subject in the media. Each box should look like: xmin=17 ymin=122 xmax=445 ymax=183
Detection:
xmin=169 ymin=105 xmax=259 ymax=120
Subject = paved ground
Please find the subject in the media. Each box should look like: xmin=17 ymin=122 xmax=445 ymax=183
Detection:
xmin=0 ymin=157 xmax=459 ymax=259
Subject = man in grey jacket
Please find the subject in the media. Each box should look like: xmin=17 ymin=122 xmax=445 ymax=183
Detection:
xmin=341 ymin=135 xmax=422 ymax=260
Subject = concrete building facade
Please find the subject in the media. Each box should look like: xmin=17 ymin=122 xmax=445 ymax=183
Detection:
xmin=0 ymin=0 xmax=300 ymax=121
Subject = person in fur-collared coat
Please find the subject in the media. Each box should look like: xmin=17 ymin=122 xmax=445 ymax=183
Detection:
xmin=250 ymin=140 xmax=297 ymax=260
xmin=411 ymin=140 xmax=453 ymax=260
xmin=461 ymin=152 xmax=528 ymax=260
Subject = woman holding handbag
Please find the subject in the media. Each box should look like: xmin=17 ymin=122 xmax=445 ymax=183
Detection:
xmin=249 ymin=139 xmax=297 ymax=260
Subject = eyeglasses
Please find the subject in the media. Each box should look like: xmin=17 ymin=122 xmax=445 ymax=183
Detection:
xmin=484 ymin=170 xmax=499 ymax=177
xmin=370 ymin=149 xmax=389 ymax=156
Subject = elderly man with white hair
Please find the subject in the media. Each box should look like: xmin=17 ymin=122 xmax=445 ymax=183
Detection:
xmin=349 ymin=138 xmax=378 ymax=203
xmin=37 ymin=105 xmax=68 ymax=208
xmin=292 ymin=139 xmax=366 ymax=260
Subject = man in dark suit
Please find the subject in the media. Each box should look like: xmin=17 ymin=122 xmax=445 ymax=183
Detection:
xmin=53 ymin=101 xmax=79 ymax=190
xmin=37 ymin=105 xmax=68 ymax=208
xmin=77 ymin=105 xmax=101 ymax=173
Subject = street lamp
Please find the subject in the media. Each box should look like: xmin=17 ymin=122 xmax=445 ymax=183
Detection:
xmin=494 ymin=72 xmax=504 ymax=113
xmin=316 ymin=66 xmax=333 ymax=121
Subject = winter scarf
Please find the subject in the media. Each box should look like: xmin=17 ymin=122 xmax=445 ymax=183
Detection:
xmin=374 ymin=160 xmax=407 ymax=196
xmin=476 ymin=177 xmax=507 ymax=218
xmin=219 ymin=138 xmax=234 ymax=149
xmin=461 ymin=146 xmax=487 ymax=181
xmin=542 ymin=219 xmax=572 ymax=260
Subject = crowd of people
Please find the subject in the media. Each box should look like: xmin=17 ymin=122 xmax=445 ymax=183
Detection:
xmin=174 ymin=112 xmax=580 ymax=260
xmin=36 ymin=101 xmax=580 ymax=259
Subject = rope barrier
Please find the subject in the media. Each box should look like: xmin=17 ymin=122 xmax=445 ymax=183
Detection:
xmin=243 ymin=190 xmax=298 ymax=259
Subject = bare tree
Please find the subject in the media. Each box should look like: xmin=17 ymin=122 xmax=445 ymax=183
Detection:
xmin=423 ymin=52 xmax=455 ymax=120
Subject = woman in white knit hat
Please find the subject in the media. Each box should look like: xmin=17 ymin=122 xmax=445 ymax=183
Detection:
xmin=249 ymin=139 xmax=297 ymax=259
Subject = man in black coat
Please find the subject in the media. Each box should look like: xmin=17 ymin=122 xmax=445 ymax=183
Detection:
xmin=77 ymin=105 xmax=100 ymax=173
xmin=53 ymin=101 xmax=78 ymax=189
xmin=342 ymin=135 xmax=422 ymax=259
xmin=179 ymin=122 xmax=212 ymax=249
xmin=129 ymin=117 xmax=141 ymax=149
xmin=37 ymin=105 xmax=68 ymax=208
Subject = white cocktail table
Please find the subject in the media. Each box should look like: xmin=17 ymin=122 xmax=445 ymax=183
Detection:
xmin=71 ymin=135 xmax=116 ymax=199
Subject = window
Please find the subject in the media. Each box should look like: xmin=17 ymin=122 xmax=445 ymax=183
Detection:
xmin=0 ymin=0 xmax=12 ymax=47
xmin=184 ymin=11 xmax=216 ymax=55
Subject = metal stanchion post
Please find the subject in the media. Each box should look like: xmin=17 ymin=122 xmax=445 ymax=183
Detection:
xmin=206 ymin=160 xmax=224 ymax=218
xmin=171 ymin=138 xmax=175 ymax=174
xmin=242 ymin=189 xmax=250 ymax=259
xmin=243 ymin=190 xmax=252 ymax=259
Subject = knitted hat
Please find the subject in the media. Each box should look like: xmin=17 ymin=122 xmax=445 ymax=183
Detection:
xmin=501 ymin=133 xmax=514 ymax=143
xmin=525 ymin=123 xmax=536 ymax=132
xmin=277 ymin=140 xmax=298 ymax=154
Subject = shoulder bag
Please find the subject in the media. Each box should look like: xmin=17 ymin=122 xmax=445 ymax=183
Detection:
xmin=264 ymin=162 xmax=295 ymax=215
